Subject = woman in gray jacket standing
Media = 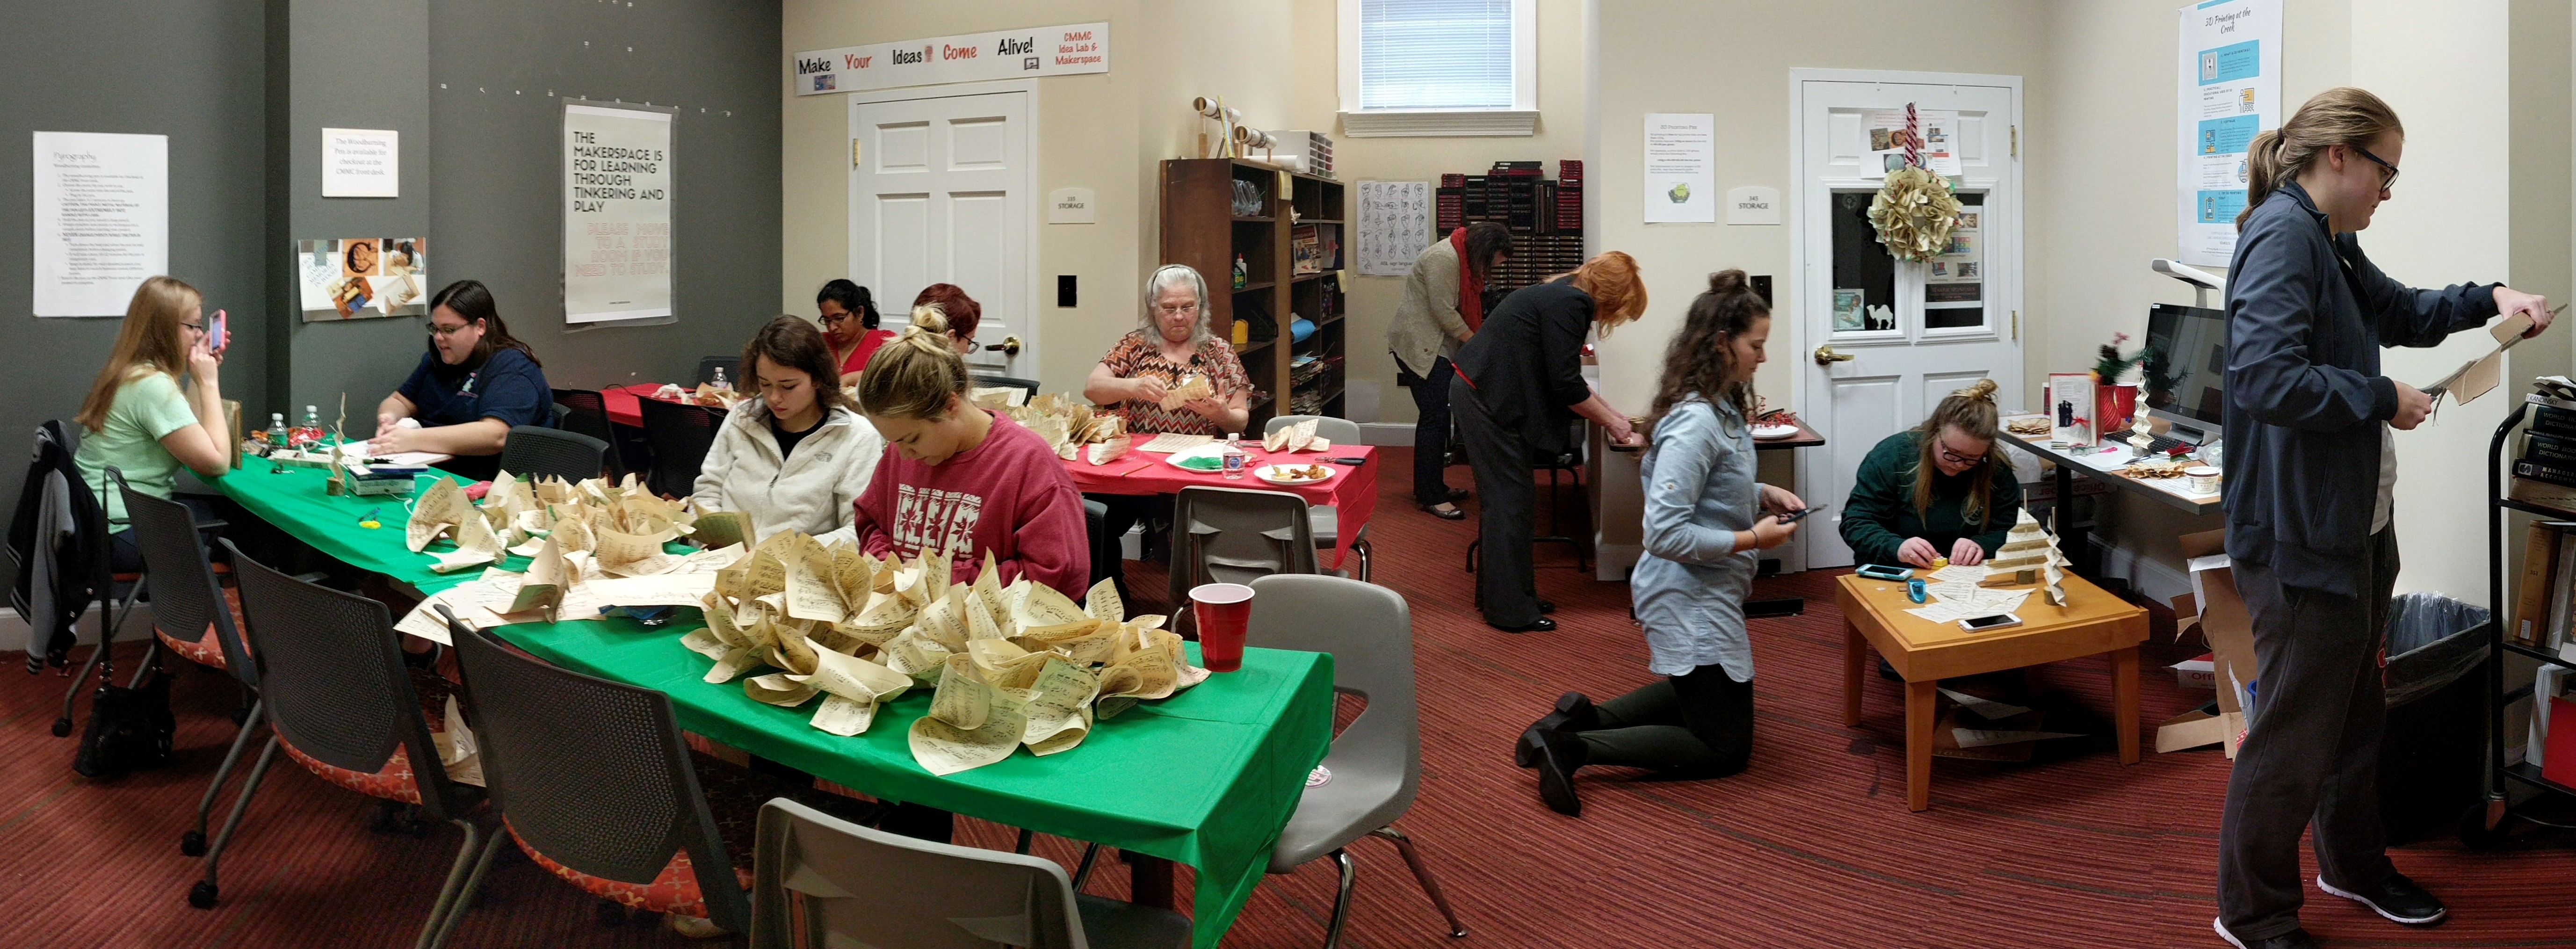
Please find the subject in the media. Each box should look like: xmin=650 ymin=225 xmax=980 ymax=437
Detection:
xmin=693 ymin=317 xmax=885 ymax=546
xmin=1388 ymin=222 xmax=1509 ymax=519
xmin=1513 ymin=270 xmax=1801 ymax=817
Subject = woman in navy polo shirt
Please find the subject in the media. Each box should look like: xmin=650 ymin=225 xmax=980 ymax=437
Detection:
xmin=369 ymin=280 xmax=551 ymax=481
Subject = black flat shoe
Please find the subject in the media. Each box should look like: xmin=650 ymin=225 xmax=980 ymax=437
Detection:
xmin=2319 ymin=872 xmax=2446 ymax=926
xmin=1517 ymin=692 xmax=1599 ymax=767
xmin=1532 ymin=728 xmax=1586 ymax=817
xmin=1420 ymin=502 xmax=1466 ymax=521
xmin=2213 ymin=919 xmax=2317 ymax=949
xmin=1489 ymin=617 xmax=1556 ymax=633
xmin=1538 ymin=600 xmax=1557 ymax=615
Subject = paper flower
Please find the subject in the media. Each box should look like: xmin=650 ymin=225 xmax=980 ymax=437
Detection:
xmin=1867 ymin=166 xmax=1963 ymax=262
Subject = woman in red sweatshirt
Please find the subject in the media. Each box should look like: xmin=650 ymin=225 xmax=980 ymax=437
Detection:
xmin=851 ymin=306 xmax=1090 ymax=597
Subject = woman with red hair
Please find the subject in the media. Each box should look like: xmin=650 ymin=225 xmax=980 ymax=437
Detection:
xmin=908 ymin=283 xmax=983 ymax=355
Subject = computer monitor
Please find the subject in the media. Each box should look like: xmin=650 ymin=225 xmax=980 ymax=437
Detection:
xmin=2142 ymin=303 xmax=2227 ymax=442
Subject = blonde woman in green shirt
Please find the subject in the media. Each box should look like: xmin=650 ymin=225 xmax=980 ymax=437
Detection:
xmin=73 ymin=275 xmax=234 ymax=572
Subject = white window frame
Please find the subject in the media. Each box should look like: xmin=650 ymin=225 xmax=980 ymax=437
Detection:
xmin=1336 ymin=0 xmax=1538 ymax=137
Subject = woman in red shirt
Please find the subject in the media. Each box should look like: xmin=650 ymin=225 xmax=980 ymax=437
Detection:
xmin=819 ymin=279 xmax=893 ymax=386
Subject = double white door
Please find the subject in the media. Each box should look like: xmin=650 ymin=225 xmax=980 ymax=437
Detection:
xmin=851 ymin=89 xmax=1033 ymax=375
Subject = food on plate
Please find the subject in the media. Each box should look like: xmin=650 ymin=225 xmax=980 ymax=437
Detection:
xmin=2006 ymin=416 xmax=2051 ymax=436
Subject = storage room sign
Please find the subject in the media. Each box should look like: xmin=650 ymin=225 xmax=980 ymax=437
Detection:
xmin=793 ymin=22 xmax=1108 ymax=95
xmin=563 ymin=102 xmax=672 ymax=324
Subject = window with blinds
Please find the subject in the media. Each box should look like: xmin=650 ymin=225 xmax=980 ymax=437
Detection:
xmin=1356 ymin=0 xmax=1517 ymax=111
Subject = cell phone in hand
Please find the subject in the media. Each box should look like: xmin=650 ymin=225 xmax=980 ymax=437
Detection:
xmin=1774 ymin=503 xmax=1827 ymax=525
xmin=208 ymin=309 xmax=226 ymax=352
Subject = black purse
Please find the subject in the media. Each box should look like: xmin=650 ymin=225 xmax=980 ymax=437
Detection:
xmin=74 ymin=664 xmax=176 ymax=779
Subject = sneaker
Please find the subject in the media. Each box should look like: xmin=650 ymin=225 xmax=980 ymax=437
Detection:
xmin=2212 ymin=917 xmax=2317 ymax=949
xmin=2317 ymin=871 xmax=2446 ymax=925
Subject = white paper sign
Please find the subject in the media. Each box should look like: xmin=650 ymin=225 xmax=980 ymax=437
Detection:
xmin=564 ymin=104 xmax=673 ymax=324
xmin=1863 ymin=109 xmax=1960 ymax=177
xmin=1725 ymin=186 xmax=1781 ymax=225
xmin=1047 ymin=187 xmax=1095 ymax=224
xmin=1643 ymin=114 xmax=1715 ymax=224
xmin=2177 ymin=0 xmax=2282 ymax=267
xmin=793 ymin=23 xmax=1108 ymax=96
xmin=1354 ymin=181 xmax=1432 ymax=277
xmin=322 ymin=128 xmax=399 ymax=197
xmin=32 ymin=132 xmax=168 ymax=318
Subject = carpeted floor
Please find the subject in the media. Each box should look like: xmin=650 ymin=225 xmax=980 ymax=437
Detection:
xmin=3 ymin=446 xmax=2571 ymax=948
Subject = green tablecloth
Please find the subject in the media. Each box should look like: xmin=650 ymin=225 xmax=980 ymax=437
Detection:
xmin=213 ymin=456 xmax=490 ymax=595
xmin=492 ymin=617 xmax=1333 ymax=949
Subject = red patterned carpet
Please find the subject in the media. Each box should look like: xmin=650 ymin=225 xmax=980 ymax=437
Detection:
xmin=3 ymin=447 xmax=2571 ymax=947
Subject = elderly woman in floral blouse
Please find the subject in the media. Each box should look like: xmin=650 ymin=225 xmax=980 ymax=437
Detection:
xmin=1084 ymin=265 xmax=1251 ymax=436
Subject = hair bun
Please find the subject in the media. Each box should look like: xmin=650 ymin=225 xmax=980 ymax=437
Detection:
xmin=1954 ymin=378 xmax=1999 ymax=402
xmin=907 ymin=304 xmax=951 ymax=336
xmin=1708 ymin=268 xmax=1749 ymax=295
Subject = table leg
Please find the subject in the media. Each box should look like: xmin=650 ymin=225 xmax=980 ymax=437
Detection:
xmin=1842 ymin=620 xmax=1866 ymax=728
xmin=1123 ymin=850 xmax=1177 ymax=909
xmin=1906 ymin=678 xmax=1936 ymax=812
xmin=2112 ymin=645 xmax=2140 ymax=765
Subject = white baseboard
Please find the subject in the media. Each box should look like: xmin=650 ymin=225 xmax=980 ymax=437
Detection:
xmin=1359 ymin=422 xmax=1414 ymax=447
xmin=0 ymin=603 xmax=161 ymax=654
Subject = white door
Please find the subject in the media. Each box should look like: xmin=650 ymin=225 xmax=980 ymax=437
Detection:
xmin=1792 ymin=72 xmax=2023 ymax=568
xmin=851 ymin=89 xmax=1035 ymax=377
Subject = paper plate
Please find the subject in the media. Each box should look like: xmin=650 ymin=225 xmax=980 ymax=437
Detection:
xmin=1254 ymin=464 xmax=1334 ymax=486
xmin=1165 ymin=443 xmax=1228 ymax=471
xmin=1751 ymin=423 xmax=1802 ymax=440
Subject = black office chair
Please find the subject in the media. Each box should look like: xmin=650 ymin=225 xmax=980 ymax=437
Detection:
xmin=637 ymin=397 xmax=721 ymax=499
xmin=698 ymin=356 xmax=743 ymax=389
xmin=549 ymin=389 xmax=626 ymax=480
xmin=974 ymin=375 xmax=1044 ymax=403
xmin=497 ymin=425 xmax=611 ymax=482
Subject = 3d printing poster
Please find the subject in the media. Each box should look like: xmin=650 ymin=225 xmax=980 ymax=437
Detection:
xmin=2177 ymin=0 xmax=2281 ymax=266
xmin=1863 ymin=109 xmax=1960 ymax=177
xmin=1643 ymin=114 xmax=1715 ymax=224
xmin=299 ymin=238 xmax=428 ymax=321
xmin=32 ymin=131 xmax=167 ymax=318
xmin=564 ymin=102 xmax=673 ymax=324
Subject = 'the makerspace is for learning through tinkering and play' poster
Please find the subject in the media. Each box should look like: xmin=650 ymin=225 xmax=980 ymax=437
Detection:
xmin=564 ymin=102 xmax=673 ymax=324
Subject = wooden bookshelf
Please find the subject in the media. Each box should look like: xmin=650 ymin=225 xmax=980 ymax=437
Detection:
xmin=1159 ymin=159 xmax=1344 ymax=430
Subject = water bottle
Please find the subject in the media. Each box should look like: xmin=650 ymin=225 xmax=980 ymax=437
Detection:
xmin=711 ymin=366 xmax=730 ymax=391
xmin=1222 ymin=434 xmax=1247 ymax=479
xmin=295 ymin=405 xmax=324 ymax=447
xmin=266 ymin=413 xmax=290 ymax=454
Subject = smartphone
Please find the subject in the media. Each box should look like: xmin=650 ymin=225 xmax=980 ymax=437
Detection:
xmin=1959 ymin=614 xmax=2024 ymax=632
xmin=1775 ymin=503 xmax=1828 ymax=525
xmin=208 ymin=309 xmax=227 ymax=352
xmin=1855 ymin=564 xmax=1913 ymax=581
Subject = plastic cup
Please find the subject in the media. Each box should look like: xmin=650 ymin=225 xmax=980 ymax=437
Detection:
xmin=1189 ymin=582 xmax=1255 ymax=673
xmin=2185 ymin=466 xmax=2221 ymax=495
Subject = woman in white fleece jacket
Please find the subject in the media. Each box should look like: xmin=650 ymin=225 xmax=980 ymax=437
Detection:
xmin=693 ymin=316 xmax=884 ymax=546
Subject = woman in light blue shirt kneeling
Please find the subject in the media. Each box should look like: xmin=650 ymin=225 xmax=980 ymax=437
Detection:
xmin=1514 ymin=269 xmax=1803 ymax=818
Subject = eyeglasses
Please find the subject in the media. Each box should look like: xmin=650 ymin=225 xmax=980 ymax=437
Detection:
xmin=429 ymin=322 xmax=473 ymax=338
xmin=1936 ymin=437 xmax=1987 ymax=467
xmin=179 ymin=322 xmax=206 ymax=334
xmin=2352 ymin=144 xmax=2400 ymax=191
xmin=960 ymin=338 xmax=984 ymax=354
xmin=1154 ymin=303 xmax=1201 ymax=317
xmin=819 ymin=312 xmax=854 ymax=326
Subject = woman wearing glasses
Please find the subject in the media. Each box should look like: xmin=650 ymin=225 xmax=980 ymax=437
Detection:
xmin=1837 ymin=379 xmax=2020 ymax=571
xmin=818 ymin=279 xmax=892 ymax=386
xmin=72 ymin=276 xmax=236 ymax=572
xmin=1083 ymin=264 xmax=1251 ymax=436
xmin=369 ymin=279 xmax=552 ymax=481
xmin=910 ymin=283 xmax=986 ymax=356
xmin=2213 ymin=87 xmax=2554 ymax=949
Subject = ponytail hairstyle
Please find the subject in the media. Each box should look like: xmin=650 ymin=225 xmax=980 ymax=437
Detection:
xmin=77 ymin=275 xmax=203 ymax=434
xmin=2237 ymin=87 xmax=2403 ymax=231
xmin=857 ymin=305 xmax=974 ymax=420
xmin=1461 ymin=221 xmax=1511 ymax=283
xmin=1910 ymin=379 xmax=2004 ymax=528
xmin=743 ymin=315 xmax=855 ymax=414
xmin=1650 ymin=269 xmax=1768 ymax=420
xmin=1560 ymin=250 xmax=1648 ymax=335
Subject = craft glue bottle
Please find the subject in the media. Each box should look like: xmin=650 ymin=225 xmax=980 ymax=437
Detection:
xmin=1223 ymin=434 xmax=1247 ymax=479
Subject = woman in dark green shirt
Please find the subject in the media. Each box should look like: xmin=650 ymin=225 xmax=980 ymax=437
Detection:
xmin=1839 ymin=379 xmax=2021 ymax=569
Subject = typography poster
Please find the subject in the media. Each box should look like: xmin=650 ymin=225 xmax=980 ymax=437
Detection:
xmin=564 ymin=103 xmax=673 ymax=324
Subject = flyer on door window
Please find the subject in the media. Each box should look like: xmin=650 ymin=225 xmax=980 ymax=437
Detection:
xmin=2176 ymin=0 xmax=2281 ymax=267
xmin=564 ymin=102 xmax=673 ymax=324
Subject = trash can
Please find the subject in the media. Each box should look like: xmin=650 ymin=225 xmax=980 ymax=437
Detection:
xmin=2377 ymin=592 xmax=2490 ymax=844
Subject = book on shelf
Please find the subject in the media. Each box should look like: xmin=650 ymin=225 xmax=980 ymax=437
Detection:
xmin=2510 ymin=474 xmax=2576 ymax=512
xmin=2516 ymin=522 xmax=2574 ymax=647
xmin=2532 ymin=399 xmax=2576 ymax=437
xmin=2525 ymin=430 xmax=2576 ymax=466
xmin=2552 ymin=530 xmax=2576 ymax=653
xmin=2517 ymin=459 xmax=2576 ymax=489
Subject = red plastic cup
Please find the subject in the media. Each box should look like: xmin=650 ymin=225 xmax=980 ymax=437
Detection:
xmin=1190 ymin=582 xmax=1255 ymax=673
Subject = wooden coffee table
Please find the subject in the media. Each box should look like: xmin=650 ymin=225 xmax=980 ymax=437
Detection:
xmin=1836 ymin=570 xmax=2147 ymax=811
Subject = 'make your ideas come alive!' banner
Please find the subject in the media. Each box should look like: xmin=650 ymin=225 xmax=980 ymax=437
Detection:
xmin=564 ymin=102 xmax=672 ymax=324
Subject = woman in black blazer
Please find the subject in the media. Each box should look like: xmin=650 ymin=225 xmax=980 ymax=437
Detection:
xmin=1450 ymin=251 xmax=1650 ymax=632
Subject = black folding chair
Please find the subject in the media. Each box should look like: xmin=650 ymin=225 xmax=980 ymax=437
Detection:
xmin=637 ymin=397 xmax=721 ymax=499
xmin=497 ymin=425 xmax=611 ymax=482
xmin=550 ymin=388 xmax=628 ymax=480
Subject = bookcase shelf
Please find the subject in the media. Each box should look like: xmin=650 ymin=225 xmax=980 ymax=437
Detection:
xmin=1162 ymin=159 xmax=1343 ymax=432
xmin=2479 ymin=398 xmax=2576 ymax=848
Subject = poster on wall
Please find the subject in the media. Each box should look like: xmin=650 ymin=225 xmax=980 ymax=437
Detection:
xmin=298 ymin=238 xmax=428 ymax=320
xmin=32 ymin=131 xmax=167 ymax=318
xmin=1642 ymin=113 xmax=1715 ymax=224
xmin=1355 ymin=181 xmax=1431 ymax=277
xmin=1863 ymin=109 xmax=1960 ymax=176
xmin=2176 ymin=0 xmax=2282 ymax=267
xmin=792 ymin=23 xmax=1108 ymax=96
xmin=564 ymin=102 xmax=673 ymax=324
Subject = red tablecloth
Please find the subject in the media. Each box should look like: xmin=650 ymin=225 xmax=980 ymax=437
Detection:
xmin=601 ymin=382 xmax=676 ymax=427
xmin=1066 ymin=446 xmax=1379 ymax=570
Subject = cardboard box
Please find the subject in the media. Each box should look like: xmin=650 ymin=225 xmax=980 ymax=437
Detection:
xmin=2156 ymin=528 xmax=2259 ymax=758
xmin=2172 ymin=653 xmax=2216 ymax=689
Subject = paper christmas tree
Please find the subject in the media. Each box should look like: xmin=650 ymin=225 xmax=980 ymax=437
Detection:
xmin=1980 ymin=509 xmax=2070 ymax=606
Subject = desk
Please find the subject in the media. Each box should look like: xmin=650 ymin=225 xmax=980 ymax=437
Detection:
xmin=1835 ymin=570 xmax=2147 ymax=811
xmin=600 ymin=382 xmax=677 ymax=428
xmin=493 ymin=617 xmax=1332 ymax=949
xmin=1071 ymin=448 xmax=1379 ymax=571
xmin=1996 ymin=414 xmax=2218 ymax=573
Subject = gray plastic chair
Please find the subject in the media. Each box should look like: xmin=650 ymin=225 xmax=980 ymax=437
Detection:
xmin=1263 ymin=415 xmax=1372 ymax=580
xmin=202 ymin=540 xmax=485 ymax=949
xmin=113 ymin=471 xmax=261 ymax=860
xmin=440 ymin=613 xmax=751 ymax=938
xmin=1247 ymin=574 xmax=1466 ymax=948
xmin=974 ymin=374 xmax=1044 ymax=403
xmin=497 ymin=425 xmax=610 ymax=482
xmin=1166 ymin=486 xmax=1319 ymax=637
xmin=750 ymin=798 xmax=1190 ymax=949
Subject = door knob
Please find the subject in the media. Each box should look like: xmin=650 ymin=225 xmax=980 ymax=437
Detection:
xmin=996 ymin=335 xmax=1024 ymax=356
xmin=1813 ymin=345 xmax=1856 ymax=366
